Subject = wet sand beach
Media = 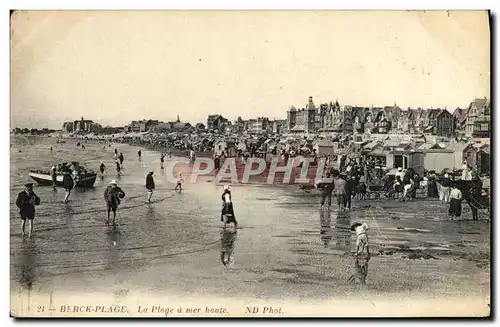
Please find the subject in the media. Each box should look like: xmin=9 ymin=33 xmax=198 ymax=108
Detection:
xmin=10 ymin=135 xmax=490 ymax=316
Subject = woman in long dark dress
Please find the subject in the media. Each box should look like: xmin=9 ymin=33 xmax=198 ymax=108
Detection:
xmin=427 ymin=174 xmax=439 ymax=198
xmin=221 ymin=185 xmax=237 ymax=227
xmin=448 ymin=182 xmax=463 ymax=220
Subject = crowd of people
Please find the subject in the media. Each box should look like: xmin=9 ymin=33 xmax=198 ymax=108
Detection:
xmin=15 ymin=146 xmax=239 ymax=238
xmin=313 ymin=154 xmax=488 ymax=221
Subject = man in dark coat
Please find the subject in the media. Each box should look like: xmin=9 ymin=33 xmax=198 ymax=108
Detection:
xmin=104 ymin=180 xmax=126 ymax=225
xmin=62 ymin=171 xmax=74 ymax=204
xmin=16 ymin=183 xmax=41 ymax=237
xmin=115 ymin=160 xmax=122 ymax=175
xmin=317 ymin=173 xmax=335 ymax=209
xmin=119 ymin=152 xmax=124 ymax=166
xmin=99 ymin=161 xmax=106 ymax=177
xmin=345 ymin=175 xmax=358 ymax=210
xmin=146 ymin=171 xmax=155 ymax=203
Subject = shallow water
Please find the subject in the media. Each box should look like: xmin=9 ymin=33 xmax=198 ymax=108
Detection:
xmin=10 ymin=135 xmax=490 ymax=305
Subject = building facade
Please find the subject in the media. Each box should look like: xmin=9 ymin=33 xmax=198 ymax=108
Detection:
xmin=64 ymin=117 xmax=94 ymax=133
xmin=207 ymin=114 xmax=229 ymax=131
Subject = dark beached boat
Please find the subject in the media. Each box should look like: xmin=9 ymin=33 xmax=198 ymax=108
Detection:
xmin=29 ymin=162 xmax=97 ymax=188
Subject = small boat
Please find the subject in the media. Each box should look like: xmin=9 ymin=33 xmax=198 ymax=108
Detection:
xmin=29 ymin=162 xmax=97 ymax=188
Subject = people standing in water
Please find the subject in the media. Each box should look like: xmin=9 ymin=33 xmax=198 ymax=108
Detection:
xmin=345 ymin=175 xmax=357 ymax=210
xmin=119 ymin=152 xmax=124 ymax=167
xmin=99 ymin=161 xmax=106 ymax=177
xmin=175 ymin=173 xmax=184 ymax=192
xmin=50 ymin=146 xmax=53 ymax=153
xmin=146 ymin=171 xmax=155 ymax=203
xmin=160 ymin=153 xmax=165 ymax=169
xmin=448 ymin=182 xmax=463 ymax=220
xmin=137 ymin=150 xmax=142 ymax=160
xmin=221 ymin=185 xmax=237 ymax=228
xmin=51 ymin=165 xmax=57 ymax=190
xmin=316 ymin=172 xmax=334 ymax=209
xmin=115 ymin=160 xmax=122 ymax=176
xmin=104 ymin=180 xmax=126 ymax=226
xmin=62 ymin=171 xmax=74 ymax=204
xmin=334 ymin=173 xmax=347 ymax=211
xmin=440 ymin=173 xmax=452 ymax=204
xmin=16 ymin=183 xmax=40 ymax=238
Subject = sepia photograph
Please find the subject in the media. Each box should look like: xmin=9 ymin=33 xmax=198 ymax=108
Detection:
xmin=9 ymin=9 xmax=491 ymax=318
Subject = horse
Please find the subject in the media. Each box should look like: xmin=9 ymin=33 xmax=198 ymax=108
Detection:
xmin=454 ymin=179 xmax=490 ymax=221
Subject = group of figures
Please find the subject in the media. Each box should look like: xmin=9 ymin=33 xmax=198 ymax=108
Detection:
xmin=314 ymin=155 xmax=489 ymax=221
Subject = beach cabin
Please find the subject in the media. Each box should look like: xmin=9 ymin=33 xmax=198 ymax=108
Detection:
xmin=313 ymin=139 xmax=335 ymax=156
xmin=367 ymin=144 xmax=391 ymax=168
xmin=420 ymin=148 xmax=455 ymax=172
xmin=391 ymin=149 xmax=425 ymax=176
xmin=476 ymin=145 xmax=490 ymax=175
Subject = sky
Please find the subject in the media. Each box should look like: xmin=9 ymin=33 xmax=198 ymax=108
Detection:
xmin=10 ymin=10 xmax=490 ymax=129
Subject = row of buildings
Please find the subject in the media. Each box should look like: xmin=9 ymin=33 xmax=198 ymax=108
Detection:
xmin=62 ymin=117 xmax=100 ymax=133
xmin=286 ymin=96 xmax=491 ymax=137
xmin=60 ymin=96 xmax=490 ymax=139
xmin=206 ymin=114 xmax=287 ymax=135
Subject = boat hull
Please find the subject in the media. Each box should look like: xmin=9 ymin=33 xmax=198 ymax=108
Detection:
xmin=29 ymin=172 xmax=97 ymax=188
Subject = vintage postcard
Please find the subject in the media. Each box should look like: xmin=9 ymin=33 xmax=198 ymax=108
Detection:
xmin=10 ymin=10 xmax=491 ymax=318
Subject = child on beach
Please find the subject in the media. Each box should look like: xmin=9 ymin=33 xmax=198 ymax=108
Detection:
xmin=160 ymin=154 xmax=165 ymax=169
xmin=350 ymin=222 xmax=370 ymax=256
xmin=175 ymin=173 xmax=184 ymax=192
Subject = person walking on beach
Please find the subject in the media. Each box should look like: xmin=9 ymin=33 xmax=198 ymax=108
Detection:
xmin=114 ymin=148 xmax=118 ymax=156
xmin=62 ymin=171 xmax=74 ymax=204
xmin=115 ymin=160 xmax=122 ymax=175
xmin=16 ymin=183 xmax=41 ymax=237
xmin=334 ymin=173 xmax=348 ymax=211
xmin=190 ymin=149 xmax=196 ymax=164
xmin=104 ymin=180 xmax=126 ymax=226
xmin=440 ymin=173 xmax=452 ymax=204
xmin=119 ymin=152 xmax=124 ymax=167
xmin=316 ymin=172 xmax=335 ymax=209
xmin=50 ymin=146 xmax=53 ymax=153
xmin=146 ymin=171 xmax=155 ymax=203
xmin=345 ymin=175 xmax=357 ymax=210
xmin=221 ymin=185 xmax=237 ymax=227
xmin=51 ymin=165 xmax=57 ymax=190
xmin=99 ymin=161 xmax=106 ymax=177
xmin=160 ymin=153 xmax=165 ymax=169
xmin=175 ymin=173 xmax=184 ymax=192
xmin=448 ymin=182 xmax=463 ymax=220
xmin=137 ymin=150 xmax=142 ymax=160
